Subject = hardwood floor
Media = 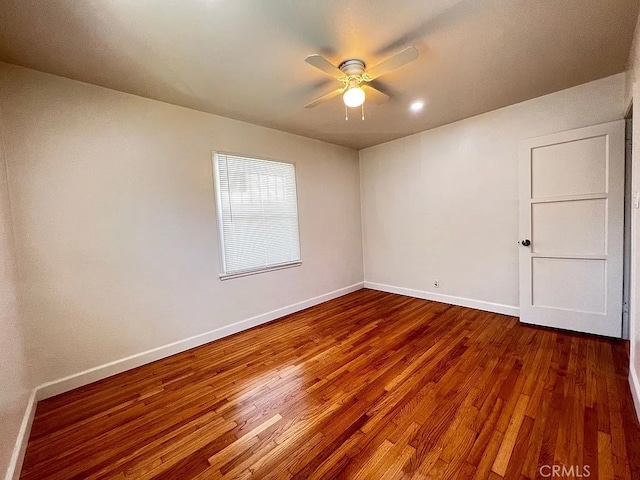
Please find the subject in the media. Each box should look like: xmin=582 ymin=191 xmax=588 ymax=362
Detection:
xmin=20 ymin=289 xmax=640 ymax=479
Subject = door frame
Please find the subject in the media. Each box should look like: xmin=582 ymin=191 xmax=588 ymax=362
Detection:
xmin=623 ymin=115 xmax=633 ymax=340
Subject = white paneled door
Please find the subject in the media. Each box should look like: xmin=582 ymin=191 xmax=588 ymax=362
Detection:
xmin=519 ymin=121 xmax=625 ymax=337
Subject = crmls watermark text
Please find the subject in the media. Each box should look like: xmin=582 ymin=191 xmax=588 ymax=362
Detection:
xmin=539 ymin=464 xmax=591 ymax=477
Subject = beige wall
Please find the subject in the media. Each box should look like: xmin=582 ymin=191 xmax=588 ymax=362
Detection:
xmin=627 ymin=12 xmax=640 ymax=107
xmin=0 ymin=105 xmax=29 ymax=477
xmin=360 ymin=73 xmax=627 ymax=311
xmin=0 ymin=63 xmax=363 ymax=396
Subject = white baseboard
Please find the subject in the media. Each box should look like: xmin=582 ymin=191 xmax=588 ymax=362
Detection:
xmin=364 ymin=281 xmax=519 ymax=317
xmin=5 ymin=281 xmax=363 ymax=480
xmin=36 ymin=281 xmax=364 ymax=400
xmin=630 ymin=367 xmax=640 ymax=423
xmin=4 ymin=391 xmax=37 ymax=480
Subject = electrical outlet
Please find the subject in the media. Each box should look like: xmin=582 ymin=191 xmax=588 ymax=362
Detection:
xmin=434 ymin=279 xmax=439 ymax=288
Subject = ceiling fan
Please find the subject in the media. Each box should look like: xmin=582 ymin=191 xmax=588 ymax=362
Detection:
xmin=304 ymin=46 xmax=419 ymax=118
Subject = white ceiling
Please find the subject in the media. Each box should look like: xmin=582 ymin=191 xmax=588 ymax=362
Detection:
xmin=0 ymin=0 xmax=638 ymax=149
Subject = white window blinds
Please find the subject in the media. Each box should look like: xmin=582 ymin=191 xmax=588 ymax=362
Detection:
xmin=214 ymin=153 xmax=301 ymax=277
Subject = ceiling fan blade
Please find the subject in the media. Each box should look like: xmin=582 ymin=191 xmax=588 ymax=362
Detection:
xmin=363 ymin=85 xmax=389 ymax=105
xmin=367 ymin=46 xmax=419 ymax=80
xmin=305 ymin=88 xmax=344 ymax=108
xmin=305 ymin=54 xmax=345 ymax=79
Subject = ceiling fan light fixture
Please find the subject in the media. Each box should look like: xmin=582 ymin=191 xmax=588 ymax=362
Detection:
xmin=343 ymin=86 xmax=365 ymax=108
xmin=304 ymin=47 xmax=418 ymax=112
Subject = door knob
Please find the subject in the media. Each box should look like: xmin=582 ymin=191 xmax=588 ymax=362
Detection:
xmin=519 ymin=239 xmax=531 ymax=246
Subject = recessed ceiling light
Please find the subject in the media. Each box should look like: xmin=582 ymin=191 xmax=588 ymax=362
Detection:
xmin=410 ymin=101 xmax=424 ymax=112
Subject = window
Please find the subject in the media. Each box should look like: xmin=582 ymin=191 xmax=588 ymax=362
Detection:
xmin=213 ymin=153 xmax=301 ymax=279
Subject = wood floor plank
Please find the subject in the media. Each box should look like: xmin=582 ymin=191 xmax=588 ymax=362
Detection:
xmin=492 ymin=394 xmax=530 ymax=476
xmin=19 ymin=289 xmax=640 ymax=480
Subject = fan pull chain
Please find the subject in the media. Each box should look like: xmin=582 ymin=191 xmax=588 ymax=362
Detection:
xmin=344 ymin=105 xmax=366 ymax=121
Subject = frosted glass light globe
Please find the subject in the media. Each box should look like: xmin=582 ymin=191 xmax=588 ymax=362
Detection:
xmin=343 ymin=87 xmax=365 ymax=108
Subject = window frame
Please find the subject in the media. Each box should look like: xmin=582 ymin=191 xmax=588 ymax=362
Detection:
xmin=212 ymin=151 xmax=302 ymax=280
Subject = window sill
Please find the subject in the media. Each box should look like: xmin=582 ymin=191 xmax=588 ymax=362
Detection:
xmin=219 ymin=261 xmax=302 ymax=281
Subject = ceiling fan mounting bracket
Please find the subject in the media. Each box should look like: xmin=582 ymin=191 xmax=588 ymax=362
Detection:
xmin=336 ymin=59 xmax=369 ymax=88
xmin=338 ymin=59 xmax=366 ymax=76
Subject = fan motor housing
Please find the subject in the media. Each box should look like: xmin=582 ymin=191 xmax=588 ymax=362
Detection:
xmin=338 ymin=59 xmax=366 ymax=77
